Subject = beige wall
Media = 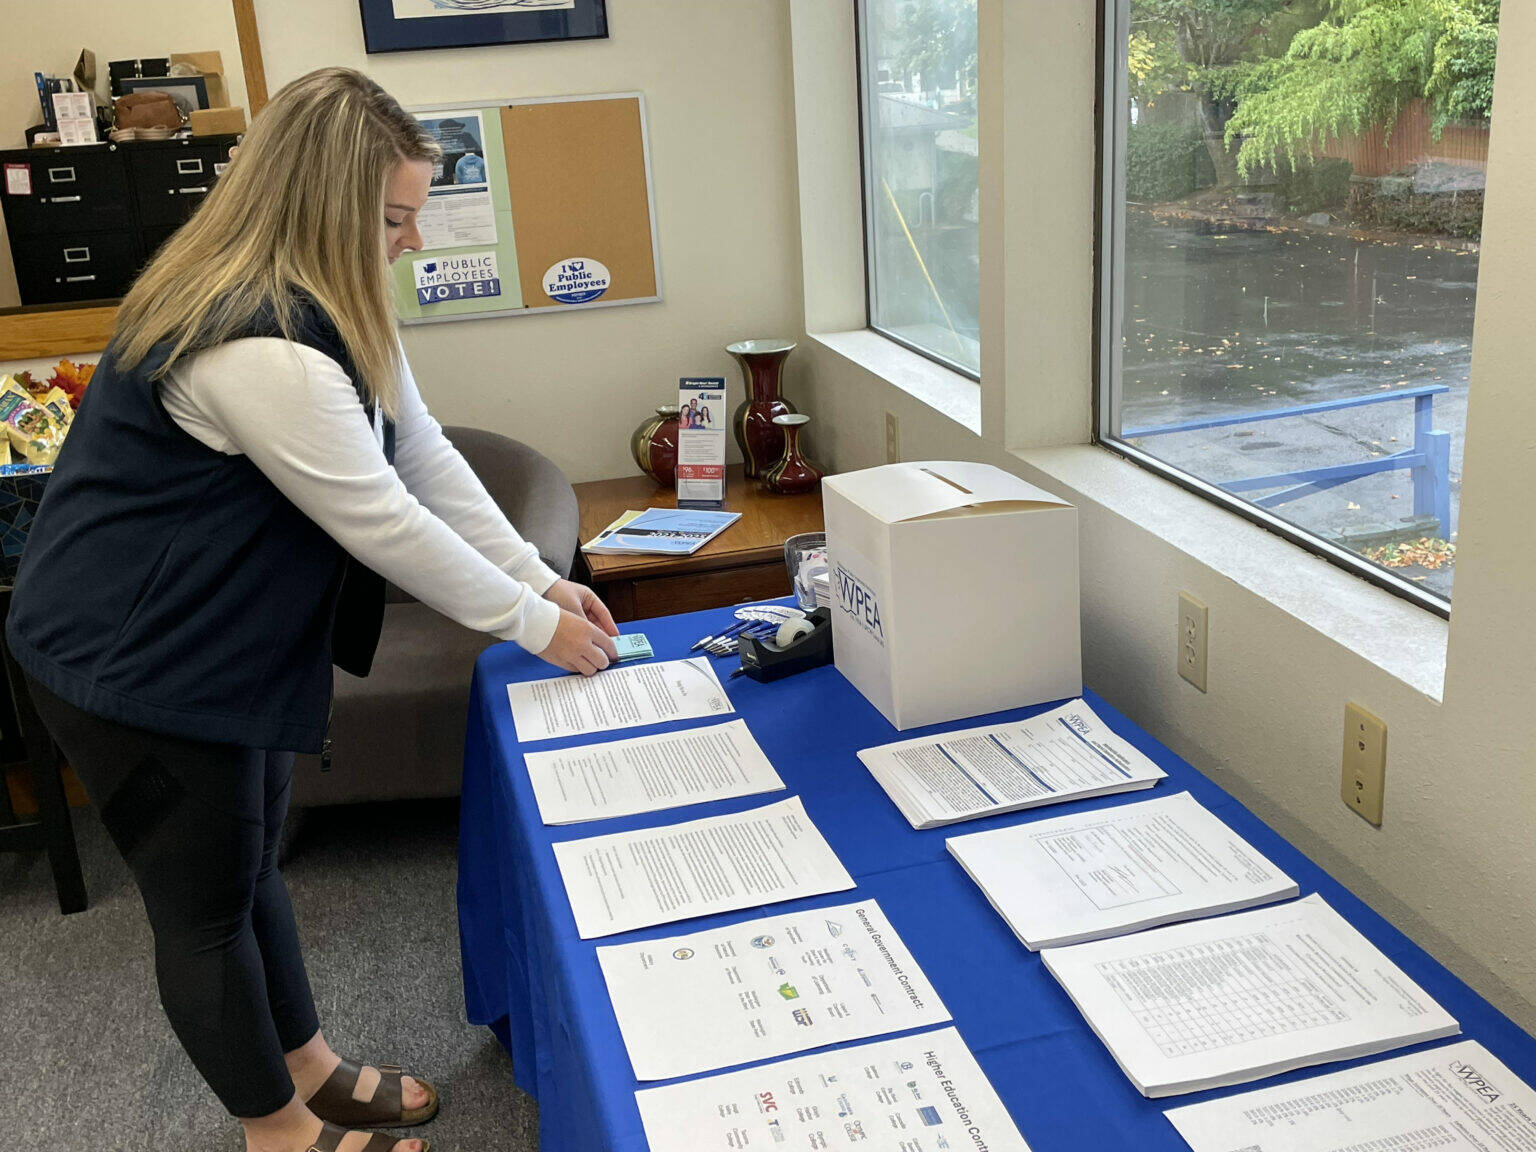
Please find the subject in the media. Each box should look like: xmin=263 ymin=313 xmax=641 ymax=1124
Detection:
xmin=0 ymin=0 xmax=250 ymax=307
xmin=790 ymin=0 xmax=1536 ymax=1035
xmin=252 ymin=0 xmax=803 ymax=482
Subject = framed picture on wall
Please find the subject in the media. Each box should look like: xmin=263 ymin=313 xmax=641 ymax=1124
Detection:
xmin=358 ymin=0 xmax=609 ymax=54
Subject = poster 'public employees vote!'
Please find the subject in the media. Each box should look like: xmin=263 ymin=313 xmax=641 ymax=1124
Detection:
xmin=391 ymin=94 xmax=660 ymax=324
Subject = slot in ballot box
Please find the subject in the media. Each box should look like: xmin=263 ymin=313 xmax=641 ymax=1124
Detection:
xmin=823 ymin=461 xmax=1081 ymax=730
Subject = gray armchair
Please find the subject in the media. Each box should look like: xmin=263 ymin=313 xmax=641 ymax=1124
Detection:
xmin=290 ymin=426 xmax=578 ymax=808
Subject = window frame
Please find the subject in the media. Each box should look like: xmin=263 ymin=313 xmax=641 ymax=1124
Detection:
xmin=1092 ymin=0 xmax=1451 ymax=619
xmin=853 ymin=0 xmax=983 ymax=384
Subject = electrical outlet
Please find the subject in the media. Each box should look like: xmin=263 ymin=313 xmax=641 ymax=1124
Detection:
xmin=884 ymin=410 xmax=901 ymax=464
xmin=1341 ymin=702 xmax=1387 ymax=826
xmin=1177 ymin=592 xmax=1208 ymax=692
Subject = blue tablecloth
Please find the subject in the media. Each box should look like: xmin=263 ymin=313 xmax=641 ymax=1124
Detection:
xmin=458 ymin=602 xmax=1536 ymax=1152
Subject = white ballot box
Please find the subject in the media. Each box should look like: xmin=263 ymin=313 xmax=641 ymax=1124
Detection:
xmin=823 ymin=460 xmax=1081 ymax=730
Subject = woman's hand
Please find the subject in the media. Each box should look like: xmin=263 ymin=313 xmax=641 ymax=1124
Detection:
xmin=538 ymin=608 xmax=619 ymax=676
xmin=544 ymin=578 xmax=619 ymax=638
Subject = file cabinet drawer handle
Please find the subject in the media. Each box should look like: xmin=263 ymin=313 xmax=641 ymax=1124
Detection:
xmin=44 ymin=194 xmax=82 ymax=204
xmin=63 ymin=247 xmax=92 ymax=263
xmin=47 ymin=166 xmax=77 ymax=183
xmin=176 ymin=158 xmax=205 ymax=175
xmin=174 ymin=185 xmax=209 ymax=195
xmin=64 ymin=274 xmax=97 ymax=283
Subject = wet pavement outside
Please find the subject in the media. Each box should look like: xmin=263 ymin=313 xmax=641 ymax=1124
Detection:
xmin=1117 ymin=209 xmax=1476 ymax=599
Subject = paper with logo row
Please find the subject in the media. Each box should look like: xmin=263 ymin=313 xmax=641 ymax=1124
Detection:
xmin=859 ymin=699 xmax=1166 ymax=829
xmin=947 ymin=792 xmax=1298 ymax=950
xmin=635 ymin=1026 xmax=1032 ymax=1152
xmin=524 ymin=720 xmax=783 ymax=825
xmin=597 ymin=899 xmax=950 ymax=1080
xmin=506 ymin=657 xmax=731 ymax=743
xmin=552 ymin=797 xmax=854 ymax=939
xmin=1043 ymin=893 xmax=1459 ymax=1097
xmin=1165 ymin=1040 xmax=1536 ymax=1152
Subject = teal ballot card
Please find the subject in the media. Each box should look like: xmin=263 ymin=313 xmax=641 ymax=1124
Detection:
xmin=613 ymin=634 xmax=654 ymax=662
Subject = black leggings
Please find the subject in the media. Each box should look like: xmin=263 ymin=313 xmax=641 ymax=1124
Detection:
xmin=28 ymin=678 xmax=320 ymax=1118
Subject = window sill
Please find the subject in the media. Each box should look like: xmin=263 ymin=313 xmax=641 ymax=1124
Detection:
xmin=1012 ymin=443 xmax=1449 ymax=702
xmin=808 ymin=328 xmax=982 ymax=435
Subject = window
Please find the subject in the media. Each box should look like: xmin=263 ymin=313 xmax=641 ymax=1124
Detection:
xmin=857 ymin=0 xmax=980 ymax=377
xmin=1099 ymin=0 xmax=1500 ymax=611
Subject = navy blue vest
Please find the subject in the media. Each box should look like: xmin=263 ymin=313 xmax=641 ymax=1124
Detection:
xmin=6 ymin=303 xmax=394 ymax=753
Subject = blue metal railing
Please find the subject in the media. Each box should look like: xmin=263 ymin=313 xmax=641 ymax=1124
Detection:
xmin=1121 ymin=384 xmax=1452 ymax=538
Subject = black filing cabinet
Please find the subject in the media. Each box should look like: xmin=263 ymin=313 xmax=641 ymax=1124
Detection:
xmin=0 ymin=135 xmax=239 ymax=305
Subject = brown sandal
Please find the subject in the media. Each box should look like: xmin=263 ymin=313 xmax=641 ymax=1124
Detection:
xmin=305 ymin=1121 xmax=431 ymax=1152
xmin=306 ymin=1058 xmax=439 ymax=1129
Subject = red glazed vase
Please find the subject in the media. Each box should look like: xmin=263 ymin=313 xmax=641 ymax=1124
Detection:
xmin=764 ymin=413 xmax=823 ymax=495
xmin=630 ymin=404 xmax=681 ymax=486
xmin=727 ymin=339 xmax=797 ymax=478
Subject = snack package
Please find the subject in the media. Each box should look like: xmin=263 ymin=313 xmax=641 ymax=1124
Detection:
xmin=40 ymin=387 xmax=75 ymax=430
xmin=0 ymin=439 xmax=11 ymax=467
xmin=0 ymin=378 xmax=67 ymax=464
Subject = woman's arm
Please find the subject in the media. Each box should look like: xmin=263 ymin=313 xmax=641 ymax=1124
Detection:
xmin=392 ymin=351 xmax=617 ymax=636
xmin=389 ymin=351 xmax=561 ymax=594
xmin=163 ymin=338 xmax=565 ymax=653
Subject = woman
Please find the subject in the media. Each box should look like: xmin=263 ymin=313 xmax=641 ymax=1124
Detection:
xmin=6 ymin=68 xmax=618 ymax=1152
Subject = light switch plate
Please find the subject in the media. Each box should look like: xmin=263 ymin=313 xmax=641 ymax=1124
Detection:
xmin=1177 ymin=592 xmax=1208 ymax=693
xmin=884 ymin=410 xmax=901 ymax=464
xmin=1342 ymin=701 xmax=1387 ymax=826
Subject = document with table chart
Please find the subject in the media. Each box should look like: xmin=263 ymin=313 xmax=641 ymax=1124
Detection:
xmin=635 ymin=1026 xmax=1033 ymax=1152
xmin=551 ymin=797 xmax=855 ymax=939
xmin=506 ymin=657 xmax=732 ymax=743
xmin=946 ymin=792 xmax=1299 ymax=949
xmin=858 ymin=699 xmax=1167 ymax=829
xmin=1165 ymin=1040 xmax=1536 ymax=1152
xmin=1042 ymin=893 xmax=1459 ymax=1097
xmin=597 ymin=899 xmax=951 ymax=1080
xmin=523 ymin=720 xmax=783 ymax=825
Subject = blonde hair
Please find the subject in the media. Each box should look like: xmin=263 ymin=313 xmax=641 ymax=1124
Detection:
xmin=112 ymin=67 xmax=440 ymax=418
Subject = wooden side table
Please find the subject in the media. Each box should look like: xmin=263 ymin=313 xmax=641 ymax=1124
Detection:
xmin=574 ymin=465 xmax=824 ymax=623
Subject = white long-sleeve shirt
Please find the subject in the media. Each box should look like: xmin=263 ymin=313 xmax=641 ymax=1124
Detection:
xmin=158 ymin=337 xmax=563 ymax=655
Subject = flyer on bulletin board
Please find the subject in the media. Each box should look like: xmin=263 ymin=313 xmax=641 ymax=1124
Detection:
xmin=391 ymin=93 xmax=661 ymax=325
xmin=675 ymin=377 xmax=726 ymax=508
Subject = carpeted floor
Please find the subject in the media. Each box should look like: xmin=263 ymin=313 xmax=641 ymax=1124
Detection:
xmin=0 ymin=797 xmax=541 ymax=1151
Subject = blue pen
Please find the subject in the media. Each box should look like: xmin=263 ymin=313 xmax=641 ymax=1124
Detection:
xmin=707 ymin=626 xmax=756 ymax=656
xmin=712 ymin=623 xmax=774 ymax=656
xmin=692 ymin=618 xmax=752 ymax=651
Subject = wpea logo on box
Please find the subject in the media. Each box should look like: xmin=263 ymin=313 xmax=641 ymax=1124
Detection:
xmin=835 ymin=564 xmax=884 ymax=646
xmin=543 ymin=257 xmax=611 ymax=305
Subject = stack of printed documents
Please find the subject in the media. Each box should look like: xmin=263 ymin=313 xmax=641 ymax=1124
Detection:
xmin=596 ymin=899 xmax=950 ymax=1080
xmin=635 ymin=1027 xmax=1034 ymax=1151
xmin=1042 ymin=894 xmax=1460 ymax=1097
xmin=551 ymin=797 xmax=854 ymax=939
xmin=946 ymin=792 xmax=1298 ymax=949
xmin=857 ymin=700 xmax=1167 ymax=829
xmin=581 ymin=507 xmax=740 ymax=556
xmin=1165 ymin=1039 xmax=1536 ymax=1152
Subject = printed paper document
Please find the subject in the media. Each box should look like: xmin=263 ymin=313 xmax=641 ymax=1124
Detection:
xmin=1165 ymin=1040 xmax=1536 ymax=1152
xmin=1042 ymin=894 xmax=1459 ymax=1097
xmin=947 ymin=792 xmax=1298 ymax=949
xmin=635 ymin=1026 xmax=1033 ymax=1152
xmin=524 ymin=719 xmax=782 ymax=825
xmin=597 ymin=899 xmax=951 ymax=1079
xmin=551 ymin=797 xmax=854 ymax=939
xmin=506 ymin=657 xmax=731 ymax=743
xmin=858 ymin=699 xmax=1167 ymax=829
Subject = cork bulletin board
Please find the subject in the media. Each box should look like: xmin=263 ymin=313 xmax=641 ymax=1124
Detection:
xmin=390 ymin=92 xmax=661 ymax=325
